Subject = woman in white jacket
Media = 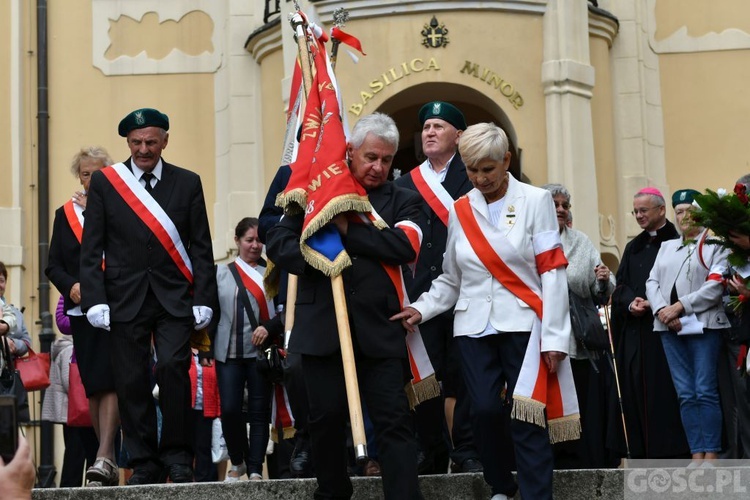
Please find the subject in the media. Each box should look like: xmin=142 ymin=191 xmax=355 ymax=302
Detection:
xmin=392 ymin=123 xmax=577 ymax=500
xmin=645 ymin=189 xmax=730 ymax=464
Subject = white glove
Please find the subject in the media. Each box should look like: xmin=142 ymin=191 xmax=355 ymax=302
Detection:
xmin=86 ymin=304 xmax=110 ymax=331
xmin=193 ymin=305 xmax=213 ymax=330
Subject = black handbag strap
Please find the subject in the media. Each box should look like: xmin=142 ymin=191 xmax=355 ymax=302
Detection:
xmin=227 ymin=262 xmax=260 ymax=331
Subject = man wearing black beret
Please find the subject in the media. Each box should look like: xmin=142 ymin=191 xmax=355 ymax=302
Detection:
xmin=80 ymin=107 xmax=218 ymax=484
xmin=395 ymin=101 xmax=482 ymax=475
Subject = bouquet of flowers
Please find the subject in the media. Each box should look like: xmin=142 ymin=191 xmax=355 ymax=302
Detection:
xmin=691 ymin=183 xmax=750 ymax=313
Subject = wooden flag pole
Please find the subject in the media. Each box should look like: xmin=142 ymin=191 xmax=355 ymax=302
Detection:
xmin=288 ymin=5 xmax=367 ymax=463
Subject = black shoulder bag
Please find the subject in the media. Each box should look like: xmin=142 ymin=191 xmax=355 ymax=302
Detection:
xmin=568 ymin=290 xmax=610 ymax=352
xmin=0 ymin=336 xmax=30 ymax=422
xmin=227 ymin=263 xmax=285 ymax=383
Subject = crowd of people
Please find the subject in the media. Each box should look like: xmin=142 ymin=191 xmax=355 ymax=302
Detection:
xmin=1 ymin=100 xmax=750 ymax=500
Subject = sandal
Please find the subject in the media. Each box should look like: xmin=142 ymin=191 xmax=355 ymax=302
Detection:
xmin=86 ymin=457 xmax=119 ymax=486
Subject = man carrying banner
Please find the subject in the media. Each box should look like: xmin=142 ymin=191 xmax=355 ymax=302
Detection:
xmin=395 ymin=101 xmax=481 ymax=474
xmin=80 ymin=108 xmax=217 ymax=484
xmin=266 ymin=113 xmax=423 ymax=499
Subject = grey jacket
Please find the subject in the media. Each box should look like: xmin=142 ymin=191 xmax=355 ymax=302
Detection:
xmin=646 ymin=229 xmax=730 ymax=332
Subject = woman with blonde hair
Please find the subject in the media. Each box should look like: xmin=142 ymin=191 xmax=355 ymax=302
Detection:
xmin=46 ymin=146 xmax=121 ymax=486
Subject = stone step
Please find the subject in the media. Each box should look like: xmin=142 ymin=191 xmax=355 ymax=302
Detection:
xmin=31 ymin=469 xmax=625 ymax=499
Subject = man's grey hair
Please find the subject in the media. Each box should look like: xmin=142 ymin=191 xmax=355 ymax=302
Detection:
xmin=349 ymin=113 xmax=399 ymax=150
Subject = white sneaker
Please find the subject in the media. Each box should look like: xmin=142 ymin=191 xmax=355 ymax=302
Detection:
xmin=224 ymin=463 xmax=247 ymax=482
xmin=491 ymin=495 xmax=509 ymax=500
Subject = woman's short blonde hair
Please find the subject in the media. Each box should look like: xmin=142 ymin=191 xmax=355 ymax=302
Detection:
xmin=70 ymin=146 xmax=113 ymax=176
xmin=457 ymin=122 xmax=509 ymax=168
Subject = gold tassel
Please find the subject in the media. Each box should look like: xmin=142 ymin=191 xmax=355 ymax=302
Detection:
xmin=190 ymin=328 xmax=211 ymax=352
xmin=510 ymin=395 xmax=547 ymax=428
xmin=548 ymin=414 xmax=582 ymax=444
xmin=263 ymin=259 xmax=280 ymax=299
xmin=403 ymin=374 xmax=442 ymax=409
xmin=271 ymin=426 xmax=297 ymax=443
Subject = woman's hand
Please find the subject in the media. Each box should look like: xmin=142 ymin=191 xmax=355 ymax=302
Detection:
xmin=69 ymin=283 xmax=81 ymax=305
xmin=594 ymin=264 xmax=610 ymax=282
xmin=0 ymin=322 xmax=8 ymax=336
xmin=728 ymin=231 xmax=750 ymax=250
xmin=72 ymin=190 xmax=87 ymax=209
xmin=542 ymin=351 xmax=567 ymax=374
xmin=728 ymin=274 xmax=750 ymax=298
xmin=389 ymin=307 xmax=422 ymax=333
xmin=667 ymin=318 xmax=682 ymax=332
xmin=251 ymin=326 xmax=269 ymax=347
xmin=657 ymin=301 xmax=684 ymax=324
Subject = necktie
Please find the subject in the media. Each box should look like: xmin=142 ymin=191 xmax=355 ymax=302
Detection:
xmin=142 ymin=172 xmax=155 ymax=193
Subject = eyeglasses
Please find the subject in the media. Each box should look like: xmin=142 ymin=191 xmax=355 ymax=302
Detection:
xmin=631 ymin=206 xmax=660 ymax=216
xmin=554 ymin=201 xmax=571 ymax=210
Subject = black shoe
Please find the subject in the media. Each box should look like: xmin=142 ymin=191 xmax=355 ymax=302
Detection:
xmin=451 ymin=458 xmax=484 ymax=474
xmin=290 ymin=449 xmax=311 ymax=477
xmin=165 ymin=463 xmax=194 ymax=483
xmin=127 ymin=468 xmax=162 ymax=486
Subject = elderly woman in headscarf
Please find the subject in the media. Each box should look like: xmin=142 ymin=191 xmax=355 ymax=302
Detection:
xmin=646 ymin=188 xmax=730 ymax=465
xmin=541 ymin=184 xmax=617 ymax=469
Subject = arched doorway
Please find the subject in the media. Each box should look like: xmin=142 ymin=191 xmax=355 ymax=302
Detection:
xmin=374 ymin=82 xmax=528 ymax=183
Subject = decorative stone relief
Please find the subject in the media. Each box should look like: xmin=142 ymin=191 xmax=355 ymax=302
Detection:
xmin=648 ymin=0 xmax=750 ymax=54
xmin=92 ymin=0 xmax=224 ymax=75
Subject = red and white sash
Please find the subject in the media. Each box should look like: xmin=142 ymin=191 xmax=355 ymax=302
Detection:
xmin=63 ymin=200 xmax=84 ymax=244
xmin=454 ymin=196 xmax=580 ymax=443
xmin=101 ymin=163 xmax=193 ymax=283
xmin=232 ymin=258 xmax=275 ymax=323
xmin=356 ymin=207 xmax=441 ymax=407
xmin=231 ymin=258 xmax=296 ymax=439
xmin=410 ymin=160 xmax=453 ymax=226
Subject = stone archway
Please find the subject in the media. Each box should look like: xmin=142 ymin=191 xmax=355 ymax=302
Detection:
xmin=374 ymin=82 xmax=530 ymax=183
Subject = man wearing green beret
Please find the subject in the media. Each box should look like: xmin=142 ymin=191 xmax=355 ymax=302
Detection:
xmin=80 ymin=107 xmax=218 ymax=484
xmin=395 ymin=101 xmax=482 ymax=475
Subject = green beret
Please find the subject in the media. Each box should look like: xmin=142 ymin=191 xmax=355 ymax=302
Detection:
xmin=418 ymin=101 xmax=466 ymax=131
xmin=671 ymin=189 xmax=700 ymax=207
xmin=118 ymin=108 xmax=170 ymax=137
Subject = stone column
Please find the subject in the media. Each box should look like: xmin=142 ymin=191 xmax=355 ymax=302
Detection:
xmin=542 ymin=0 xmax=600 ymax=246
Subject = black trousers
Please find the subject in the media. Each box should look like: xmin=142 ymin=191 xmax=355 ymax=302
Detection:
xmin=302 ymin=354 xmax=422 ymax=500
xmin=456 ymin=333 xmax=554 ymax=500
xmin=110 ymin=288 xmax=194 ymax=473
xmin=59 ymin=425 xmax=98 ymax=487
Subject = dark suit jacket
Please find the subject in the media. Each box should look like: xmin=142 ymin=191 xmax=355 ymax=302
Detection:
xmin=395 ymin=155 xmax=473 ymax=299
xmin=266 ymin=182 xmax=421 ymax=358
xmin=80 ymin=158 xmax=217 ymax=322
xmin=258 ymin=165 xmax=291 ymax=243
xmin=46 ymin=205 xmax=84 ymax=312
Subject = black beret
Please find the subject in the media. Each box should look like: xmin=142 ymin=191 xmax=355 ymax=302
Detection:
xmin=671 ymin=189 xmax=700 ymax=207
xmin=418 ymin=101 xmax=467 ymax=131
xmin=118 ymin=108 xmax=170 ymax=137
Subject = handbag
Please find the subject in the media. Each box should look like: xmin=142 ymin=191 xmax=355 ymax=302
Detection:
xmin=256 ymin=344 xmax=286 ymax=384
xmin=0 ymin=337 xmax=30 ymax=422
xmin=15 ymin=344 xmax=51 ymax=391
xmin=227 ymin=263 xmax=286 ymax=383
xmin=568 ymin=290 xmax=610 ymax=351
xmin=67 ymin=360 xmax=92 ymax=427
xmin=211 ymin=418 xmax=229 ymax=463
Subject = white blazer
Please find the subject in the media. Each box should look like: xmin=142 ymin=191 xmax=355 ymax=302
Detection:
xmin=411 ymin=174 xmax=571 ymax=353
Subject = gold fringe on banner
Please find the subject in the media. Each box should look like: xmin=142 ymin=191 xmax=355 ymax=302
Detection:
xmin=299 ymin=195 xmax=372 ymax=243
xmin=263 ymin=259 xmax=281 ymax=299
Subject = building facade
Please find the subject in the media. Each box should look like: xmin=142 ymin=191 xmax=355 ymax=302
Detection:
xmin=2 ymin=0 xmax=749 ymax=479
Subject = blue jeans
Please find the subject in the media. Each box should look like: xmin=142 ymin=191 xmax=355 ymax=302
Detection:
xmin=216 ymin=358 xmax=272 ymax=475
xmin=660 ymin=329 xmax=723 ymax=454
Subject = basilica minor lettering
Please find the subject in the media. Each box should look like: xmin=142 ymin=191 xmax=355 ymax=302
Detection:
xmin=460 ymin=61 xmax=524 ymax=110
xmin=348 ymin=58 xmax=440 ymax=117
xmin=348 ymin=58 xmax=524 ymax=117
